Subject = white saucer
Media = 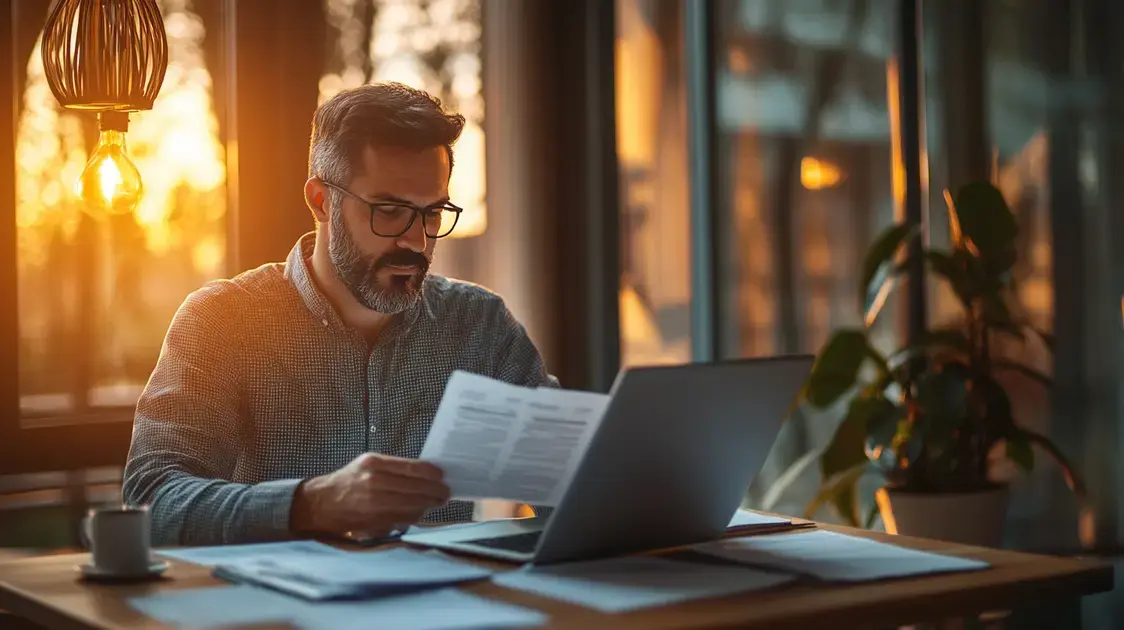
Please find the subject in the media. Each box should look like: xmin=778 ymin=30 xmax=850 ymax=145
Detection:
xmin=77 ymin=560 xmax=169 ymax=582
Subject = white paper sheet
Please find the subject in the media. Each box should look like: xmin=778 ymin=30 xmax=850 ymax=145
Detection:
xmin=212 ymin=548 xmax=496 ymax=600
xmin=157 ymin=540 xmax=345 ymax=567
xmin=129 ymin=584 xmax=547 ymax=630
xmin=420 ymin=370 xmax=609 ymax=505
xmin=693 ymin=529 xmax=990 ymax=582
xmin=727 ymin=509 xmax=791 ymax=529
xmin=492 ymin=556 xmax=794 ymax=613
xmin=229 ymin=548 xmax=493 ymax=587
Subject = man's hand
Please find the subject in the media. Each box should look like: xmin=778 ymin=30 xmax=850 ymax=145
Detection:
xmin=290 ymin=453 xmax=450 ymax=538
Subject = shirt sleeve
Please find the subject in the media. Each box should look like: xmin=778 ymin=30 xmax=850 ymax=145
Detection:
xmin=121 ymin=284 xmax=302 ymax=546
xmin=491 ymin=302 xmax=559 ymax=390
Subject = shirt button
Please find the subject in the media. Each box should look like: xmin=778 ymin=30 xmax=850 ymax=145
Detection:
xmin=321 ymin=318 xmax=329 ymax=326
xmin=369 ymin=425 xmax=377 ymax=433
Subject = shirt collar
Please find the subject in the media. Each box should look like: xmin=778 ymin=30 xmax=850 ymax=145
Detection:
xmin=284 ymin=231 xmax=423 ymax=333
xmin=285 ymin=232 xmax=340 ymax=328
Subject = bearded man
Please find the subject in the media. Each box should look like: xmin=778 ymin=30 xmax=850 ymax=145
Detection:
xmin=122 ymin=83 xmax=556 ymax=546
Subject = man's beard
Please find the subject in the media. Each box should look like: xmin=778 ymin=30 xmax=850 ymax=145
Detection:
xmin=328 ymin=209 xmax=430 ymax=314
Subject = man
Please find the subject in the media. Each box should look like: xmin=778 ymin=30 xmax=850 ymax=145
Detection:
xmin=122 ymin=83 xmax=557 ymax=546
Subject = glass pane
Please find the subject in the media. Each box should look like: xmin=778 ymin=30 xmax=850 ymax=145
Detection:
xmin=319 ymin=0 xmax=486 ymax=240
xmin=615 ymin=0 xmax=692 ymax=368
xmin=956 ymin=0 xmax=1120 ymax=553
xmin=714 ymin=0 xmax=898 ymax=518
xmin=15 ymin=0 xmax=229 ymax=420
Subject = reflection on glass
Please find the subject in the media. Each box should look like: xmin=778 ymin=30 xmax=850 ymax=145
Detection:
xmin=717 ymin=0 xmax=897 ymax=360
xmin=319 ymin=0 xmax=486 ymax=238
xmin=714 ymin=0 xmax=897 ymax=519
xmin=615 ymin=0 xmax=691 ymax=368
xmin=16 ymin=0 xmax=227 ymax=417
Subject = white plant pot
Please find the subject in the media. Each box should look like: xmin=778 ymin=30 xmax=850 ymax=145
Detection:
xmin=875 ymin=485 xmax=1010 ymax=548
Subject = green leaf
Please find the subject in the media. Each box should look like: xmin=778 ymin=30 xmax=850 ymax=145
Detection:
xmin=805 ymin=329 xmax=869 ymax=408
xmin=993 ymin=361 xmax=1053 ymax=389
xmin=861 ymin=223 xmax=919 ymax=324
xmin=888 ymin=328 xmax=973 ymax=369
xmin=954 ymin=181 xmax=1019 ymax=274
xmin=760 ymin=449 xmax=822 ymax=511
xmin=1006 ymin=433 xmax=1035 ymax=472
xmin=973 ymin=374 xmax=1014 ymax=432
xmin=864 ymin=345 xmax=896 ymax=387
xmin=822 ymin=394 xmax=895 ymax=479
xmin=805 ymin=463 xmax=869 ymax=527
xmin=864 ymin=501 xmax=881 ymax=529
xmin=864 ymin=401 xmax=905 ymax=466
xmin=925 ymin=251 xmax=974 ymax=305
xmin=1018 ymin=429 xmax=1087 ymax=500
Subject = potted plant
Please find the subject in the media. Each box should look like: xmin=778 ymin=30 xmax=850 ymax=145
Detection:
xmin=774 ymin=180 xmax=1085 ymax=547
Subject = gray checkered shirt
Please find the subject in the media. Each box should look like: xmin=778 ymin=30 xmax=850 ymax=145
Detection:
xmin=122 ymin=233 xmax=558 ymax=546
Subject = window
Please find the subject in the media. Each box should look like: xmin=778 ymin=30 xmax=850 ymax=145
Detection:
xmin=715 ymin=0 xmax=897 ymax=360
xmin=319 ymin=0 xmax=486 ymax=240
xmin=13 ymin=0 xmax=228 ymax=424
xmin=931 ymin=0 xmax=1124 ymax=552
xmin=710 ymin=0 xmax=899 ymax=518
xmin=615 ymin=0 xmax=692 ymax=368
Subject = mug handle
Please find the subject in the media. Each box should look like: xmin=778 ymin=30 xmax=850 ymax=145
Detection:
xmin=80 ymin=513 xmax=93 ymax=550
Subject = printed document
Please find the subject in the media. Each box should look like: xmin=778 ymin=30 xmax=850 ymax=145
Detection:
xmin=212 ymin=548 xmax=496 ymax=601
xmin=157 ymin=540 xmax=345 ymax=567
xmin=130 ymin=585 xmax=547 ymax=630
xmin=693 ymin=530 xmax=990 ymax=582
xmin=419 ymin=370 xmax=609 ymax=505
xmin=492 ymin=556 xmax=794 ymax=613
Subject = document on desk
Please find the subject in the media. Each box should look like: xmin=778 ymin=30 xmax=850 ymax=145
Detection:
xmin=157 ymin=540 xmax=345 ymax=567
xmin=727 ymin=509 xmax=792 ymax=529
xmin=129 ymin=584 xmax=547 ymax=630
xmin=492 ymin=556 xmax=794 ymax=613
xmin=419 ymin=370 xmax=610 ymax=505
xmin=213 ymin=547 xmax=496 ymax=601
xmin=693 ymin=530 xmax=991 ymax=582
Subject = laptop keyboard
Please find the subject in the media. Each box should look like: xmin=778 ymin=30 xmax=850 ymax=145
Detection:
xmin=464 ymin=531 xmax=542 ymax=553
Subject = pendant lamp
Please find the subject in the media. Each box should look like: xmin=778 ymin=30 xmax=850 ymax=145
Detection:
xmin=41 ymin=0 xmax=169 ymax=217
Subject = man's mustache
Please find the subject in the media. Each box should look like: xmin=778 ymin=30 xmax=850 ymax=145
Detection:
xmin=374 ymin=250 xmax=430 ymax=273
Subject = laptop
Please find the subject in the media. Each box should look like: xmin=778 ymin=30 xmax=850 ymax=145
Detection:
xmin=401 ymin=355 xmax=814 ymax=565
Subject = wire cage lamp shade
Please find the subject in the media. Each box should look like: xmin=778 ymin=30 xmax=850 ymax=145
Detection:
xmin=41 ymin=0 xmax=169 ymax=112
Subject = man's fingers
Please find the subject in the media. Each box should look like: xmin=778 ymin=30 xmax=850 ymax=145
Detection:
xmin=362 ymin=455 xmax=444 ymax=481
xmin=369 ymin=474 xmax=450 ymax=503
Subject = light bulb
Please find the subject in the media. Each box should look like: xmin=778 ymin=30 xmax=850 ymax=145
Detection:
xmin=75 ymin=111 xmax=143 ymax=217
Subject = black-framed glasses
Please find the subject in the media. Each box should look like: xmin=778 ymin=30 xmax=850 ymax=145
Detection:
xmin=322 ymin=181 xmax=462 ymax=239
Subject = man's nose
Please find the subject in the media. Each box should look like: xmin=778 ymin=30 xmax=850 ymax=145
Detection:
xmin=395 ymin=214 xmax=427 ymax=253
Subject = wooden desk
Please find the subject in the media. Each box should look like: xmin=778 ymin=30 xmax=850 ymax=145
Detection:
xmin=0 ymin=523 xmax=1113 ymax=630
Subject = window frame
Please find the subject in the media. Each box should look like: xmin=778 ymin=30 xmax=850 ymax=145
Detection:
xmin=0 ymin=0 xmax=326 ymax=475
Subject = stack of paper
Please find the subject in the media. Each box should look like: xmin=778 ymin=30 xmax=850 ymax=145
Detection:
xmin=212 ymin=548 xmax=496 ymax=600
xmin=725 ymin=509 xmax=809 ymax=534
xmin=492 ymin=556 xmax=794 ymax=613
xmin=158 ymin=540 xmax=346 ymax=567
xmin=693 ymin=530 xmax=990 ymax=582
xmin=129 ymin=584 xmax=547 ymax=630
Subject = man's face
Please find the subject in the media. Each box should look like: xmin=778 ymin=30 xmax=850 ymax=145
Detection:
xmin=327 ymin=145 xmax=448 ymax=314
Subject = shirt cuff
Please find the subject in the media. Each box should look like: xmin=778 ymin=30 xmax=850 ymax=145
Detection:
xmin=242 ymin=478 xmax=304 ymax=542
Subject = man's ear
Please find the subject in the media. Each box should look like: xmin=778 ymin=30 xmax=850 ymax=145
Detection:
xmin=305 ymin=177 xmax=331 ymax=223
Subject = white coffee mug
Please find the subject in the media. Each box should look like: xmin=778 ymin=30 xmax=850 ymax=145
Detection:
xmin=81 ymin=505 xmax=152 ymax=576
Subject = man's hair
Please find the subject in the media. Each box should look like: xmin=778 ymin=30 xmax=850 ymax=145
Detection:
xmin=308 ymin=82 xmax=466 ymax=189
